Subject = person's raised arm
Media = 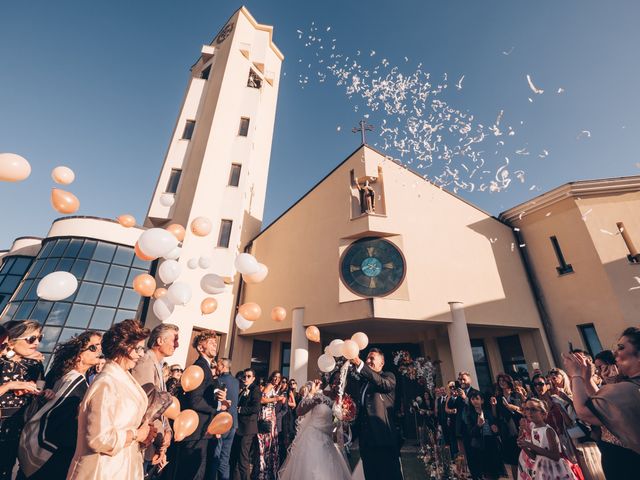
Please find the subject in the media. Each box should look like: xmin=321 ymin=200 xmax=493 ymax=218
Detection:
xmin=562 ymin=353 xmax=601 ymax=425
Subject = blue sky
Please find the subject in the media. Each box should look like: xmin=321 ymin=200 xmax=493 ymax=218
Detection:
xmin=1 ymin=0 xmax=639 ymax=248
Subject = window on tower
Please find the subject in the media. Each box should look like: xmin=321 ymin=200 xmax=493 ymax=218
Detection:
xmin=247 ymin=69 xmax=262 ymax=89
xmin=217 ymin=220 xmax=233 ymax=248
xmin=228 ymin=164 xmax=242 ymax=187
xmin=201 ymin=65 xmax=211 ymax=80
xmin=165 ymin=169 xmax=182 ymax=194
xmin=550 ymin=236 xmax=573 ymax=275
xmin=238 ymin=117 xmax=250 ymax=137
xmin=182 ymin=120 xmax=196 ymax=140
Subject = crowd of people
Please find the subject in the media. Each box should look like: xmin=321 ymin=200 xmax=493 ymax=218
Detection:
xmin=426 ymin=327 xmax=640 ymax=479
xmin=0 ymin=318 xmax=314 ymax=480
xmin=0 ymin=317 xmax=638 ymax=480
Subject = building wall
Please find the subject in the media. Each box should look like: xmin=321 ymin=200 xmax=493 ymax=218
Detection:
xmin=503 ymin=180 xmax=640 ymax=357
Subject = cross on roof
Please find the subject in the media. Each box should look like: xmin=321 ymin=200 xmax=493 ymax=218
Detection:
xmin=352 ymin=119 xmax=374 ymax=145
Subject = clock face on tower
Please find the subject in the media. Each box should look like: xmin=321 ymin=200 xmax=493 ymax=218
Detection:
xmin=340 ymin=237 xmax=406 ymax=297
xmin=216 ymin=23 xmax=234 ymax=44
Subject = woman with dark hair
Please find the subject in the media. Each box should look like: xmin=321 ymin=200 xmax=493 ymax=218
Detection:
xmin=493 ymin=373 xmax=525 ymax=478
xmin=563 ymin=327 xmax=640 ymax=478
xmin=67 ymin=319 xmax=153 ymax=480
xmin=254 ymin=370 xmax=285 ymax=479
xmin=0 ymin=320 xmax=52 ymax=480
xmin=18 ymin=331 xmax=103 ymax=479
xmin=593 ymin=350 xmax=618 ymax=386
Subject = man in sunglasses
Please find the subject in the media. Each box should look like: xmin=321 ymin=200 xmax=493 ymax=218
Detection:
xmin=132 ymin=323 xmax=180 ymax=472
xmin=231 ymin=368 xmax=261 ymax=480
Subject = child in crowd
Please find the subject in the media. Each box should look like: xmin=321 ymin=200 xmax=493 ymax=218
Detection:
xmin=517 ymin=398 xmax=580 ymax=480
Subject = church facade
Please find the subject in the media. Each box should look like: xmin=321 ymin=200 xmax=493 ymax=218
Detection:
xmin=231 ymin=145 xmax=554 ymax=390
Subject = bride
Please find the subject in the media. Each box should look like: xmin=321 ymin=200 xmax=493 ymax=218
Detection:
xmin=279 ymin=379 xmax=352 ymax=480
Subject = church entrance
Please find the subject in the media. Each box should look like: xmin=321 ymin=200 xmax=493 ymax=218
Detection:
xmin=368 ymin=342 xmax=424 ymax=441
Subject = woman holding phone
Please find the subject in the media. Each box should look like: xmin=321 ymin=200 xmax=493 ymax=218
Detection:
xmin=0 ymin=320 xmax=53 ymax=480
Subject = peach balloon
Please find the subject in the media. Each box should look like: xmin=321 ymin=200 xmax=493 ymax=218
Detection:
xmin=342 ymin=339 xmax=360 ymax=360
xmin=271 ymin=306 xmax=287 ymax=322
xmin=238 ymin=302 xmax=262 ymax=322
xmin=117 ymin=214 xmax=136 ymax=228
xmin=173 ymin=409 xmax=199 ymax=442
xmin=50 ymin=188 xmax=80 ymax=214
xmin=51 ymin=166 xmax=75 ymax=185
xmin=166 ymin=223 xmax=186 ymax=242
xmin=181 ymin=365 xmax=205 ymax=392
xmin=351 ymin=332 xmax=369 ymax=351
xmin=191 ymin=216 xmax=212 ymax=237
xmin=305 ymin=326 xmax=320 ymax=343
xmin=164 ymin=396 xmax=181 ymax=420
xmin=0 ymin=153 xmax=31 ymax=182
xmin=207 ymin=412 xmax=233 ymax=436
xmin=134 ymin=242 xmax=156 ymax=261
xmin=153 ymin=288 xmax=168 ymax=299
xmin=201 ymin=297 xmax=218 ymax=315
xmin=133 ymin=273 xmax=156 ymax=297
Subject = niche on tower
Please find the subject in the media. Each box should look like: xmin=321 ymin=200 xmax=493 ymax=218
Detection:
xmin=350 ymin=165 xmax=386 ymax=219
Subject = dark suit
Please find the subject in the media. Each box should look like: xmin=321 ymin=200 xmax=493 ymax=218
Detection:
xmin=231 ymin=382 xmax=260 ymax=480
xmin=454 ymin=386 xmax=480 ymax=460
xmin=357 ymin=363 xmax=403 ymax=480
xmin=213 ymin=372 xmax=239 ymax=480
xmin=175 ymin=355 xmax=221 ymax=480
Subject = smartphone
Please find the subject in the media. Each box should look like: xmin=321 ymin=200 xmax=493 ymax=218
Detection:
xmin=568 ymin=341 xmax=574 ymax=353
xmin=454 ymin=381 xmax=461 ymax=389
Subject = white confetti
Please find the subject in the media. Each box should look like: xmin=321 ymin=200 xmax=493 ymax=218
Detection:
xmin=577 ymin=130 xmax=591 ymax=140
xmin=557 ymin=88 xmax=565 ymax=94
xmin=502 ymin=47 xmax=515 ymax=56
xmin=526 ymin=74 xmax=544 ymax=94
xmin=456 ymin=75 xmax=465 ymax=90
xmin=581 ymin=208 xmax=593 ymax=221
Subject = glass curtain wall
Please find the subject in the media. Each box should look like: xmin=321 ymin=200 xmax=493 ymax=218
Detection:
xmin=1 ymin=237 xmax=151 ymax=366
xmin=0 ymin=256 xmax=34 ymax=312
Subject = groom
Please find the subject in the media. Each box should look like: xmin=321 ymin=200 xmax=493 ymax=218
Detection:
xmin=350 ymin=348 xmax=403 ymax=480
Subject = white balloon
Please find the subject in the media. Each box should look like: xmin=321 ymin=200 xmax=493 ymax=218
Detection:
xmin=235 ymin=313 xmax=254 ymax=331
xmin=159 ymin=193 xmax=175 ymax=207
xmin=138 ymin=228 xmax=178 ymax=259
xmin=327 ymin=339 xmax=345 ymax=358
xmin=0 ymin=153 xmax=31 ymax=182
xmin=317 ymin=354 xmax=336 ymax=373
xmin=187 ymin=258 xmax=199 ymax=269
xmin=37 ymin=271 xmax=78 ymax=301
xmin=158 ymin=260 xmax=181 ymax=284
xmin=198 ymin=256 xmax=212 ymax=269
xmin=243 ymin=263 xmax=268 ymax=283
xmin=153 ymin=297 xmax=174 ymax=321
xmin=51 ymin=166 xmax=75 ymax=185
xmin=200 ymin=274 xmax=225 ymax=294
xmin=234 ymin=253 xmax=259 ymax=275
xmin=167 ymin=282 xmax=192 ymax=306
xmin=164 ymin=246 xmax=182 ymax=260
xmin=351 ymin=332 xmax=369 ymax=350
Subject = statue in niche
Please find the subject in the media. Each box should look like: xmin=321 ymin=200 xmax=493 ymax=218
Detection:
xmin=356 ymin=177 xmax=376 ymax=213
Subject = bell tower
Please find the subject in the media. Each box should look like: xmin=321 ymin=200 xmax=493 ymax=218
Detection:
xmin=144 ymin=7 xmax=283 ymax=364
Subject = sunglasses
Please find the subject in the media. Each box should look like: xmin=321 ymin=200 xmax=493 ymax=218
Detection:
xmin=171 ymin=368 xmax=183 ymax=373
xmin=133 ymin=346 xmax=145 ymax=355
xmin=244 ymin=374 xmax=254 ymax=378
xmin=0 ymin=341 xmax=8 ymax=351
xmin=533 ymin=382 xmax=546 ymax=387
xmin=17 ymin=334 xmax=43 ymax=344
xmin=523 ymin=407 xmax=542 ymax=412
xmin=83 ymin=344 xmax=102 ymax=353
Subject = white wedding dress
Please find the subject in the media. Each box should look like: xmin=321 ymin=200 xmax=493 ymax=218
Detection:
xmin=279 ymin=393 xmax=352 ymax=480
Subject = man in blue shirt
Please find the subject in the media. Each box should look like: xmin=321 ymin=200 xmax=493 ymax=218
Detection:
xmin=212 ymin=358 xmax=239 ymax=480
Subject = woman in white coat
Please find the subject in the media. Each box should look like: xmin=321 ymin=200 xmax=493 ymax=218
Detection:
xmin=67 ymin=319 xmax=152 ymax=480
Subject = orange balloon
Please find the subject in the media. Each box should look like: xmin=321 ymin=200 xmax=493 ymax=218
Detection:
xmin=135 ymin=242 xmax=156 ymax=261
xmin=181 ymin=365 xmax=205 ymax=392
xmin=51 ymin=188 xmax=80 ymax=214
xmin=164 ymin=395 xmax=181 ymax=420
xmin=117 ymin=214 xmax=136 ymax=228
xmin=201 ymin=297 xmax=218 ymax=315
xmin=305 ymin=326 xmax=320 ymax=343
xmin=133 ymin=273 xmax=156 ymax=297
xmin=166 ymin=224 xmax=186 ymax=242
xmin=173 ymin=409 xmax=199 ymax=442
xmin=271 ymin=306 xmax=287 ymax=322
xmin=153 ymin=288 xmax=168 ymax=299
xmin=207 ymin=412 xmax=233 ymax=436
xmin=238 ymin=302 xmax=262 ymax=321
